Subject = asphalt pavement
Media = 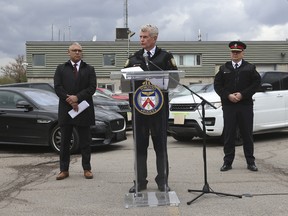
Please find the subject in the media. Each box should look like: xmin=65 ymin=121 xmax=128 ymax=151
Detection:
xmin=0 ymin=130 xmax=288 ymax=216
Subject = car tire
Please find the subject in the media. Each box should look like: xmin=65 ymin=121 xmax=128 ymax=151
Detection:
xmin=50 ymin=125 xmax=80 ymax=154
xmin=171 ymin=134 xmax=194 ymax=142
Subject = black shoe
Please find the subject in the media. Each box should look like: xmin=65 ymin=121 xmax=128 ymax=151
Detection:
xmin=220 ymin=164 xmax=232 ymax=171
xmin=129 ymin=183 xmax=147 ymax=193
xmin=158 ymin=184 xmax=171 ymax=192
xmin=247 ymin=164 xmax=258 ymax=171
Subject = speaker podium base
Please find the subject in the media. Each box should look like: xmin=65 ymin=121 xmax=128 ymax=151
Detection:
xmin=124 ymin=191 xmax=180 ymax=208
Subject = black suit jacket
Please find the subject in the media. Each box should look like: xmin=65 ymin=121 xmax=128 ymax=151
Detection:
xmin=54 ymin=60 xmax=96 ymax=126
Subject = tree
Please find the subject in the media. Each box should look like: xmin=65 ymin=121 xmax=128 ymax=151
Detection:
xmin=0 ymin=55 xmax=27 ymax=83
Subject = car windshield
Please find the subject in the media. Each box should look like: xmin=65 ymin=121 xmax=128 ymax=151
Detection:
xmin=99 ymin=88 xmax=113 ymax=95
xmin=25 ymin=90 xmax=59 ymax=106
xmin=94 ymin=90 xmax=113 ymax=99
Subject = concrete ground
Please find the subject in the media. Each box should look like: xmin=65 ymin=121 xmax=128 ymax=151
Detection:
xmin=0 ymin=130 xmax=288 ymax=216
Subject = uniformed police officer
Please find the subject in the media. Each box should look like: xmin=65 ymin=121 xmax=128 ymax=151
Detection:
xmin=124 ymin=24 xmax=178 ymax=193
xmin=214 ymin=41 xmax=261 ymax=172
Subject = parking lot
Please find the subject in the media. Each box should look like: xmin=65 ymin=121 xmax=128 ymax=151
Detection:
xmin=0 ymin=130 xmax=288 ymax=216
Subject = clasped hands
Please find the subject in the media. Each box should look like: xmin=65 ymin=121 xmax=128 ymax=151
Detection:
xmin=228 ymin=92 xmax=242 ymax=103
xmin=66 ymin=95 xmax=79 ymax=111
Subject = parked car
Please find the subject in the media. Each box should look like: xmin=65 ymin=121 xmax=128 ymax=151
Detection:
xmin=168 ymin=71 xmax=288 ymax=142
xmin=97 ymin=87 xmax=129 ymax=101
xmin=169 ymin=83 xmax=214 ymax=101
xmin=0 ymin=82 xmax=55 ymax=92
xmin=94 ymin=91 xmax=132 ymax=129
xmin=0 ymin=82 xmax=132 ymax=129
xmin=0 ymin=87 xmax=126 ymax=154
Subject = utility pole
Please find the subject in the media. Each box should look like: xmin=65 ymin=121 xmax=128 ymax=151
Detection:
xmin=124 ymin=0 xmax=128 ymax=28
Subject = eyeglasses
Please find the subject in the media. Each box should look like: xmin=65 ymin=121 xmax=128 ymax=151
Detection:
xmin=71 ymin=49 xmax=82 ymax=53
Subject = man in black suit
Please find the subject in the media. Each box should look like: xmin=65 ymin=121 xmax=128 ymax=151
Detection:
xmin=124 ymin=24 xmax=178 ymax=193
xmin=54 ymin=42 xmax=96 ymax=180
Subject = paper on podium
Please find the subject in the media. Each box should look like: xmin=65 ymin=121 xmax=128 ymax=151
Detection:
xmin=121 ymin=66 xmax=143 ymax=79
xmin=68 ymin=100 xmax=89 ymax=119
xmin=121 ymin=66 xmax=168 ymax=89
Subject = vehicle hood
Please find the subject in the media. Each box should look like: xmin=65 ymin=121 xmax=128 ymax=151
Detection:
xmin=169 ymin=91 xmax=220 ymax=104
xmin=93 ymin=95 xmax=129 ymax=106
xmin=94 ymin=108 xmax=124 ymax=121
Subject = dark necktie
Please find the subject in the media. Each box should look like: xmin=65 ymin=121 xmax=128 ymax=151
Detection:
xmin=73 ymin=63 xmax=78 ymax=79
xmin=147 ymin=51 xmax=151 ymax=59
xmin=235 ymin=63 xmax=238 ymax=69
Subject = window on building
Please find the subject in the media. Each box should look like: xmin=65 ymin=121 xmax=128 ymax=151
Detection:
xmin=103 ymin=54 xmax=115 ymax=66
xmin=173 ymin=54 xmax=201 ymax=67
xmin=32 ymin=54 xmax=45 ymax=66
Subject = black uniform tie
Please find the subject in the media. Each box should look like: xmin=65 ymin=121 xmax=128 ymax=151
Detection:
xmin=147 ymin=51 xmax=151 ymax=59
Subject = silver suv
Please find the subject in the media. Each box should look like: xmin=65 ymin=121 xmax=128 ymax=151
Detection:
xmin=168 ymin=71 xmax=288 ymax=142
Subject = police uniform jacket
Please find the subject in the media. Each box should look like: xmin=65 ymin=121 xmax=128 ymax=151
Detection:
xmin=125 ymin=46 xmax=177 ymax=71
xmin=54 ymin=60 xmax=96 ymax=126
xmin=214 ymin=60 xmax=261 ymax=106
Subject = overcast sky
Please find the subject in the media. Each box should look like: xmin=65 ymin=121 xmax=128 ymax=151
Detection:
xmin=1 ymin=0 xmax=288 ymax=67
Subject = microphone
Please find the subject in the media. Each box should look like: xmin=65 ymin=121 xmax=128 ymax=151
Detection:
xmin=143 ymin=53 xmax=150 ymax=70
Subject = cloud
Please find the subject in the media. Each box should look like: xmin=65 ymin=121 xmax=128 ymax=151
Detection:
xmin=1 ymin=0 xmax=288 ymax=67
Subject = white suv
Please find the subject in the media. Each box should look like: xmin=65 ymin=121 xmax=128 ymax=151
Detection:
xmin=168 ymin=71 xmax=288 ymax=142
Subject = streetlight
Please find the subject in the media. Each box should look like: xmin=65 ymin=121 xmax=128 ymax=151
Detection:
xmin=127 ymin=30 xmax=135 ymax=58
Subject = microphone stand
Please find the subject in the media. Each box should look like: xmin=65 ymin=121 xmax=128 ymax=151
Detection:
xmin=147 ymin=59 xmax=242 ymax=204
xmin=182 ymin=85 xmax=242 ymax=205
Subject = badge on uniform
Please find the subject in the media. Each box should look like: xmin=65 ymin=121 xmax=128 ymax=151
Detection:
xmin=133 ymin=80 xmax=164 ymax=115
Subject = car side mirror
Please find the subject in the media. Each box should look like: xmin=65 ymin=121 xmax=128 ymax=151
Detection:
xmin=259 ymin=83 xmax=273 ymax=92
xmin=16 ymin=100 xmax=33 ymax=112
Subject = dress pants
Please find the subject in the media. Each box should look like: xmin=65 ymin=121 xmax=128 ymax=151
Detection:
xmin=222 ymin=104 xmax=255 ymax=165
xmin=60 ymin=124 xmax=92 ymax=171
xmin=133 ymin=92 xmax=169 ymax=186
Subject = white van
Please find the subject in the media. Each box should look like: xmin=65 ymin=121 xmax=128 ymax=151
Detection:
xmin=168 ymin=71 xmax=288 ymax=142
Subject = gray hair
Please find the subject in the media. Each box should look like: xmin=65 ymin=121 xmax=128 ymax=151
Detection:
xmin=140 ymin=24 xmax=159 ymax=37
xmin=69 ymin=42 xmax=82 ymax=49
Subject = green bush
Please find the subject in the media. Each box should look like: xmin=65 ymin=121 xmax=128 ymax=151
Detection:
xmin=0 ymin=76 xmax=16 ymax=84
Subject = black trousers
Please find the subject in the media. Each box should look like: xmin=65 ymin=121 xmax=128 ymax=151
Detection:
xmin=222 ymin=104 xmax=255 ymax=165
xmin=60 ymin=125 xmax=92 ymax=171
xmin=133 ymin=93 xmax=169 ymax=186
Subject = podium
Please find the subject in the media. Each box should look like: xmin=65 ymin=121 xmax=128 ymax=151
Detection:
xmin=115 ymin=69 xmax=182 ymax=208
xmin=122 ymin=68 xmax=180 ymax=208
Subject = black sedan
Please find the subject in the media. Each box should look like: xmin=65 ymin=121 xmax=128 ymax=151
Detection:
xmin=0 ymin=83 xmax=132 ymax=129
xmin=0 ymin=87 xmax=126 ymax=154
xmin=93 ymin=91 xmax=132 ymax=129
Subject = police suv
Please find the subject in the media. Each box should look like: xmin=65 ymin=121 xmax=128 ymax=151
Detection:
xmin=168 ymin=71 xmax=288 ymax=142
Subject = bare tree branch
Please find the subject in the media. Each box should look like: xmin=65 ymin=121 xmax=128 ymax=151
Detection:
xmin=0 ymin=55 xmax=27 ymax=83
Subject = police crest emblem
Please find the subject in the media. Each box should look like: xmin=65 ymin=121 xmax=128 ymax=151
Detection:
xmin=133 ymin=80 xmax=164 ymax=115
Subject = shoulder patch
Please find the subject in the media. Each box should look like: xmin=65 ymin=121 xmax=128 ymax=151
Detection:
xmin=170 ymin=58 xmax=176 ymax=67
xmin=124 ymin=59 xmax=129 ymax=68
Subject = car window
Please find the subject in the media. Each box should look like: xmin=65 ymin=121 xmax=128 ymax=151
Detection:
xmin=260 ymin=72 xmax=288 ymax=91
xmin=25 ymin=90 xmax=59 ymax=106
xmin=30 ymin=83 xmax=55 ymax=92
xmin=260 ymin=72 xmax=282 ymax=90
xmin=282 ymin=73 xmax=288 ymax=90
xmin=0 ymin=91 xmax=26 ymax=108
